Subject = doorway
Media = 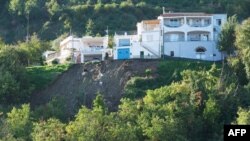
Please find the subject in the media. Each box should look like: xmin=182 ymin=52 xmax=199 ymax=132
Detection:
xmin=140 ymin=51 xmax=144 ymax=59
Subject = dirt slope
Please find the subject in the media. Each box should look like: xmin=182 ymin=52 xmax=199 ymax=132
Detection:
xmin=31 ymin=60 xmax=159 ymax=116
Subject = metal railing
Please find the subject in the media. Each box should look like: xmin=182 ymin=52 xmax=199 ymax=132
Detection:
xmin=46 ymin=52 xmax=60 ymax=61
xmin=115 ymin=31 xmax=137 ymax=36
xmin=164 ymin=23 xmax=183 ymax=27
xmin=187 ymin=23 xmax=211 ymax=27
xmin=132 ymin=55 xmax=159 ymax=59
xmin=141 ymin=43 xmax=160 ymax=57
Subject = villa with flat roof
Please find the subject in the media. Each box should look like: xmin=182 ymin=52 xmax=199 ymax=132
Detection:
xmin=114 ymin=12 xmax=227 ymax=61
xmin=44 ymin=12 xmax=227 ymax=63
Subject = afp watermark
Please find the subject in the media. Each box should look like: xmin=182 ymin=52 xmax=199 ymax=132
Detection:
xmin=224 ymin=125 xmax=250 ymax=141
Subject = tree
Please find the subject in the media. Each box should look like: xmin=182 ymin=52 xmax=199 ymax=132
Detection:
xmin=0 ymin=71 xmax=20 ymax=104
xmin=18 ymin=34 xmax=49 ymax=65
xmin=85 ymin=19 xmax=95 ymax=36
xmin=97 ymin=0 xmax=103 ymax=5
xmin=86 ymin=0 xmax=94 ymax=5
xmin=0 ymin=46 xmax=30 ymax=104
xmin=46 ymin=0 xmax=61 ymax=19
xmin=140 ymin=83 xmax=192 ymax=141
xmin=236 ymin=18 xmax=250 ymax=79
xmin=218 ymin=15 xmax=238 ymax=55
xmin=66 ymin=106 xmax=106 ymax=141
xmin=9 ymin=0 xmax=38 ymax=40
xmin=32 ymin=118 xmax=66 ymax=141
xmin=6 ymin=104 xmax=32 ymax=140
xmin=236 ymin=108 xmax=250 ymax=125
xmin=93 ymin=93 xmax=106 ymax=114
xmin=66 ymin=94 xmax=110 ymax=140
xmin=9 ymin=0 xmax=37 ymax=16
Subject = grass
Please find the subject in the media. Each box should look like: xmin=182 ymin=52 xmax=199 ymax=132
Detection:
xmin=125 ymin=59 xmax=222 ymax=99
xmin=26 ymin=64 xmax=71 ymax=90
xmin=157 ymin=59 xmax=221 ymax=85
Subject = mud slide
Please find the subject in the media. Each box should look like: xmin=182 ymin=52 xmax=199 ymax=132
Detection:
xmin=31 ymin=60 xmax=159 ymax=116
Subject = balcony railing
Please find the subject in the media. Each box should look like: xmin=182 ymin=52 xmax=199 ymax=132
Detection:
xmin=188 ymin=36 xmax=209 ymax=41
xmin=187 ymin=18 xmax=211 ymax=27
xmin=46 ymin=52 xmax=60 ymax=61
xmin=132 ymin=55 xmax=159 ymax=59
xmin=188 ymin=23 xmax=211 ymax=27
xmin=164 ymin=33 xmax=185 ymax=42
xmin=115 ymin=31 xmax=137 ymax=36
xmin=164 ymin=37 xmax=185 ymax=42
xmin=164 ymin=22 xmax=182 ymax=27
xmin=82 ymin=48 xmax=103 ymax=54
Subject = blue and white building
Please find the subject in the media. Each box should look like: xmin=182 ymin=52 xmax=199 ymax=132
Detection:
xmin=113 ymin=20 xmax=161 ymax=60
xmin=113 ymin=12 xmax=227 ymax=61
xmin=159 ymin=12 xmax=227 ymax=61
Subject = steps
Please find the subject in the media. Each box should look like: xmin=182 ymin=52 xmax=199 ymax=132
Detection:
xmin=141 ymin=43 xmax=160 ymax=58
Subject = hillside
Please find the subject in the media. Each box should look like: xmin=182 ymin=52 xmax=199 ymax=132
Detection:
xmin=1 ymin=1 xmax=250 ymax=139
xmin=31 ymin=59 xmax=216 ymax=118
xmin=1 ymin=0 xmax=250 ymax=43
xmin=31 ymin=60 xmax=159 ymax=116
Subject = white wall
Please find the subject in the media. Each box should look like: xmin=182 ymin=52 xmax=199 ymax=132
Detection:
xmin=213 ymin=14 xmax=227 ymax=41
xmin=164 ymin=41 xmax=222 ymax=61
xmin=67 ymin=40 xmax=82 ymax=50
xmin=131 ymin=42 xmax=157 ymax=58
xmin=141 ymin=31 xmax=161 ymax=56
xmin=113 ymin=35 xmax=136 ymax=60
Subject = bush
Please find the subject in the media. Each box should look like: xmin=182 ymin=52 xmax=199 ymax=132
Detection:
xmin=145 ymin=68 xmax=152 ymax=77
xmin=52 ymin=59 xmax=59 ymax=65
xmin=66 ymin=57 xmax=72 ymax=62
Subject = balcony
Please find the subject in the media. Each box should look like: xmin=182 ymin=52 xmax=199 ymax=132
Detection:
xmin=187 ymin=18 xmax=211 ymax=27
xmin=187 ymin=31 xmax=210 ymax=41
xmin=118 ymin=39 xmax=131 ymax=47
xmin=164 ymin=18 xmax=184 ymax=28
xmin=82 ymin=46 xmax=104 ymax=54
xmin=164 ymin=32 xmax=185 ymax=42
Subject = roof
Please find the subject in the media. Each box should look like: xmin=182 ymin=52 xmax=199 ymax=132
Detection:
xmin=81 ymin=36 xmax=105 ymax=43
xmin=142 ymin=20 xmax=160 ymax=24
xmin=160 ymin=12 xmax=212 ymax=17
xmin=60 ymin=36 xmax=81 ymax=46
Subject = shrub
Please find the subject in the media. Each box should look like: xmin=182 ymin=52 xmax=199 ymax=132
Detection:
xmin=66 ymin=57 xmax=72 ymax=62
xmin=52 ymin=59 xmax=59 ymax=65
xmin=145 ymin=68 xmax=152 ymax=77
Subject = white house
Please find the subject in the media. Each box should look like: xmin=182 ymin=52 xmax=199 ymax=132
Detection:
xmin=113 ymin=12 xmax=227 ymax=61
xmin=59 ymin=36 xmax=112 ymax=63
xmin=42 ymin=50 xmax=56 ymax=60
xmin=158 ymin=12 xmax=227 ymax=61
xmin=113 ymin=20 xmax=161 ymax=60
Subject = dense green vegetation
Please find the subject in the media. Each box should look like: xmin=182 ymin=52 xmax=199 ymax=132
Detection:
xmin=0 ymin=0 xmax=250 ymax=140
xmin=125 ymin=59 xmax=219 ymax=99
xmin=0 ymin=35 xmax=50 ymax=105
xmin=0 ymin=0 xmax=250 ymax=43
xmin=26 ymin=64 xmax=71 ymax=90
xmin=1 ymin=62 xmax=250 ymax=140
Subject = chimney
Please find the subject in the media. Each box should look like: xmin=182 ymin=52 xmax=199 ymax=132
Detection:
xmin=162 ymin=7 xmax=165 ymax=14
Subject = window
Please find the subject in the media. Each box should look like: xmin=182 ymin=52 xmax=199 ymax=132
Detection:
xmin=196 ymin=47 xmax=206 ymax=59
xmin=169 ymin=19 xmax=179 ymax=27
xmin=140 ymin=51 xmax=144 ymax=58
xmin=195 ymin=47 xmax=207 ymax=53
xmin=119 ymin=39 xmax=130 ymax=46
xmin=216 ymin=19 xmax=222 ymax=26
xmin=170 ymin=19 xmax=178 ymax=22
xmin=170 ymin=51 xmax=174 ymax=57
xmin=171 ymin=34 xmax=179 ymax=41
xmin=213 ymin=27 xmax=217 ymax=32
xmin=204 ymin=19 xmax=210 ymax=25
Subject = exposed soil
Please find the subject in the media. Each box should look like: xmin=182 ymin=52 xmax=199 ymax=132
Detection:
xmin=31 ymin=60 xmax=160 ymax=116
